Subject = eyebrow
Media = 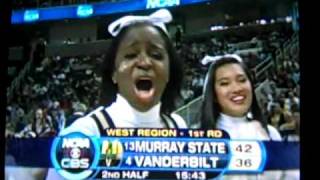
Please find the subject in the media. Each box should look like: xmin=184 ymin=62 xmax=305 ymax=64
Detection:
xmin=124 ymin=41 xmax=165 ymax=50
xmin=149 ymin=42 xmax=165 ymax=50
xmin=216 ymin=77 xmax=229 ymax=83
xmin=123 ymin=41 xmax=139 ymax=49
xmin=216 ymin=74 xmax=246 ymax=82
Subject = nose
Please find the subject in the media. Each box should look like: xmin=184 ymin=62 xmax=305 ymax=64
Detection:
xmin=231 ymin=82 xmax=244 ymax=94
xmin=136 ymin=53 xmax=152 ymax=70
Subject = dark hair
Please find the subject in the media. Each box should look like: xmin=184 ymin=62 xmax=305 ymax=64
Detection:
xmin=291 ymin=103 xmax=300 ymax=113
xmin=99 ymin=22 xmax=183 ymax=115
xmin=198 ymin=57 xmax=269 ymax=134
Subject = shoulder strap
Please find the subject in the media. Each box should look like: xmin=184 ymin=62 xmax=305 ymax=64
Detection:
xmin=90 ymin=108 xmax=115 ymax=135
xmin=161 ymin=114 xmax=179 ymax=128
xmin=100 ymin=109 xmax=116 ymax=128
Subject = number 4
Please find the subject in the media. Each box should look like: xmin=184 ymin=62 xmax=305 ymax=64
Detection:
xmin=235 ymin=145 xmax=242 ymax=152
xmin=125 ymin=156 xmax=132 ymax=165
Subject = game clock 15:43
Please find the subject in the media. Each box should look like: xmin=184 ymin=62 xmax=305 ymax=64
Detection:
xmin=175 ymin=171 xmax=206 ymax=180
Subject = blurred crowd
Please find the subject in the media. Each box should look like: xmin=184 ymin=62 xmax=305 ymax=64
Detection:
xmin=6 ymin=54 xmax=103 ymax=138
xmin=6 ymin=28 xmax=299 ymax=142
xmin=260 ymin=43 xmax=300 ymax=141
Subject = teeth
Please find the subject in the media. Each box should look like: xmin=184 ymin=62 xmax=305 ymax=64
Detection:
xmin=232 ymin=96 xmax=244 ymax=101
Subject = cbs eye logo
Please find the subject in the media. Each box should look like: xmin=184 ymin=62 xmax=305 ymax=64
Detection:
xmin=70 ymin=147 xmax=81 ymax=159
xmin=51 ymin=132 xmax=100 ymax=180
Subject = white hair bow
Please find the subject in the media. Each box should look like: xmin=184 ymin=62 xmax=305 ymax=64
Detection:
xmin=108 ymin=8 xmax=172 ymax=37
xmin=201 ymin=54 xmax=243 ymax=65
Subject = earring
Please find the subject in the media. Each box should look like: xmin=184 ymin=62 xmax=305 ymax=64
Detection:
xmin=112 ymin=73 xmax=117 ymax=84
xmin=247 ymin=111 xmax=253 ymax=120
xmin=112 ymin=77 xmax=116 ymax=84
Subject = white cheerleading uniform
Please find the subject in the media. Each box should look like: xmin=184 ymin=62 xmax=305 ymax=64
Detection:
xmin=217 ymin=113 xmax=281 ymax=141
xmin=46 ymin=94 xmax=187 ymax=179
xmin=59 ymin=94 xmax=187 ymax=137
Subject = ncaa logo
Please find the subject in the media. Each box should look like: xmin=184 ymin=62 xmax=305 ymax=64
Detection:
xmin=51 ymin=132 xmax=100 ymax=180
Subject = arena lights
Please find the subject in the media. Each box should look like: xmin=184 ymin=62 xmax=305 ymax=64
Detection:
xmin=210 ymin=25 xmax=227 ymax=31
xmin=285 ymin=16 xmax=293 ymax=23
xmin=259 ymin=19 xmax=267 ymax=25
xmin=214 ymin=16 xmax=295 ymax=31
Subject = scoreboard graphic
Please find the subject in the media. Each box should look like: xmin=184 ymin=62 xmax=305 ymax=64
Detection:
xmin=50 ymin=129 xmax=267 ymax=179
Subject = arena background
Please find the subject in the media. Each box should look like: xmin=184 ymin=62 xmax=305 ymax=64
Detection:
xmin=6 ymin=0 xmax=300 ymax=177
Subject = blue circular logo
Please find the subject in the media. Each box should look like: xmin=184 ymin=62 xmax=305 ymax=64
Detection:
xmin=50 ymin=132 xmax=100 ymax=179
